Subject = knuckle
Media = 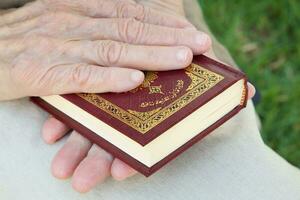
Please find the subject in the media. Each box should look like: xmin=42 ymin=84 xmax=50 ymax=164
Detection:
xmin=172 ymin=29 xmax=181 ymax=44
xmin=116 ymin=2 xmax=132 ymax=18
xmin=116 ymin=2 xmax=146 ymax=21
xmin=96 ymin=40 xmax=125 ymax=66
xmin=118 ymin=18 xmax=145 ymax=43
xmin=133 ymin=4 xmax=146 ymax=21
xmin=71 ymin=64 xmax=93 ymax=88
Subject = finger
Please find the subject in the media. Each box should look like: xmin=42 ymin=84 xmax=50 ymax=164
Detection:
xmin=72 ymin=145 xmax=113 ymax=193
xmin=40 ymin=65 xmax=144 ymax=96
xmin=51 ymin=131 xmax=92 ymax=179
xmin=66 ymin=40 xmax=193 ymax=71
xmin=7 ymin=13 xmax=208 ymax=54
xmin=111 ymin=158 xmax=137 ymax=181
xmin=0 ymin=1 xmax=43 ymax=26
xmin=46 ymin=0 xmax=193 ymax=28
xmin=42 ymin=116 xmax=70 ymax=144
xmin=108 ymin=2 xmax=194 ymax=28
xmin=247 ymin=82 xmax=256 ymax=99
xmin=63 ymin=17 xmax=211 ymax=54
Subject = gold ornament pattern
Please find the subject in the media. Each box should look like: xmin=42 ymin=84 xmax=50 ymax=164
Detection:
xmin=130 ymin=72 xmax=163 ymax=94
xmin=77 ymin=63 xmax=224 ymax=134
xmin=128 ymin=107 xmax=162 ymax=121
xmin=240 ymin=86 xmax=247 ymax=106
xmin=185 ymin=71 xmax=205 ymax=91
xmin=148 ymin=85 xmax=164 ymax=94
xmin=139 ymin=80 xmax=184 ymax=108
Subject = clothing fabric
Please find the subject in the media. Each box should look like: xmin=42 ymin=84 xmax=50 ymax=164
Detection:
xmin=1 ymin=0 xmax=300 ymax=199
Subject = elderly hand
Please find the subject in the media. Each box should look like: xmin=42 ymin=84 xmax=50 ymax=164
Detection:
xmin=0 ymin=0 xmax=212 ymax=101
xmin=0 ymin=0 xmax=254 ymax=193
xmin=0 ymin=0 xmax=212 ymax=193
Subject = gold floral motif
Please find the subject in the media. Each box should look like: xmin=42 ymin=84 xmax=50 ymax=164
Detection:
xmin=128 ymin=107 xmax=162 ymax=121
xmin=78 ymin=63 xmax=224 ymax=134
xmin=130 ymin=72 xmax=159 ymax=94
xmin=140 ymin=80 xmax=184 ymax=108
xmin=185 ymin=71 xmax=205 ymax=91
xmin=148 ymin=85 xmax=164 ymax=94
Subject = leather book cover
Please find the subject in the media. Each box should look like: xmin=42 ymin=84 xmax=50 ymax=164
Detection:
xmin=31 ymin=55 xmax=248 ymax=176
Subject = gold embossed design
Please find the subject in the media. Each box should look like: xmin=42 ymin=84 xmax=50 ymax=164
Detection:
xmin=148 ymin=85 xmax=164 ymax=94
xmin=77 ymin=63 xmax=224 ymax=134
xmin=185 ymin=71 xmax=205 ymax=91
xmin=128 ymin=107 xmax=162 ymax=121
xmin=140 ymin=80 xmax=184 ymax=108
xmin=240 ymin=83 xmax=247 ymax=105
xmin=130 ymin=72 xmax=159 ymax=94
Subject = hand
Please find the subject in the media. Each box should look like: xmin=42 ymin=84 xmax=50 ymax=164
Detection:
xmin=0 ymin=0 xmax=213 ymax=193
xmin=40 ymin=0 xmax=257 ymax=193
xmin=0 ymin=0 xmax=212 ymax=101
xmin=42 ymin=84 xmax=256 ymax=191
xmin=136 ymin=0 xmax=186 ymax=16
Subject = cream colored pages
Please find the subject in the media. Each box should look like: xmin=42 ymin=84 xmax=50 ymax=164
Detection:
xmin=41 ymin=80 xmax=244 ymax=167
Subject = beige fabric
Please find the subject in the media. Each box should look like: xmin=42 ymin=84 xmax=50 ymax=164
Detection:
xmin=1 ymin=0 xmax=300 ymax=199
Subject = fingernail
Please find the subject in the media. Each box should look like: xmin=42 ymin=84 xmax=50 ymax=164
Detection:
xmin=196 ymin=33 xmax=210 ymax=47
xmin=176 ymin=48 xmax=188 ymax=62
xmin=247 ymin=82 xmax=256 ymax=98
xmin=131 ymin=71 xmax=144 ymax=83
xmin=247 ymin=82 xmax=256 ymax=92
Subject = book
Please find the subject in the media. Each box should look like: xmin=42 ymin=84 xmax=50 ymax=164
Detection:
xmin=31 ymin=55 xmax=248 ymax=177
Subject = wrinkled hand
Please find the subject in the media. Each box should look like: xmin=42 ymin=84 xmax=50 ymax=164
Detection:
xmin=0 ymin=0 xmax=212 ymax=101
xmin=0 ymin=0 xmax=254 ymax=193
xmin=42 ymin=0 xmax=256 ymax=193
xmin=0 ymin=0 xmax=212 ymax=193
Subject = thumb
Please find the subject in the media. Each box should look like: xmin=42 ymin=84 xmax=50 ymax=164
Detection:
xmin=42 ymin=64 xmax=144 ymax=95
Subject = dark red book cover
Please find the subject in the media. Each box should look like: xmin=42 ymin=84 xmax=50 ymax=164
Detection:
xmin=31 ymin=55 xmax=248 ymax=177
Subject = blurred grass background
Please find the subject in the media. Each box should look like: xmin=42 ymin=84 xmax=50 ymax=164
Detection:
xmin=199 ymin=0 xmax=300 ymax=167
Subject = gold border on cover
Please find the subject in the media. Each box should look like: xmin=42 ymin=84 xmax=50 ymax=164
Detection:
xmin=77 ymin=64 xmax=224 ymax=134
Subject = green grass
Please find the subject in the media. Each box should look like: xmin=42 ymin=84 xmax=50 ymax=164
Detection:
xmin=199 ymin=0 xmax=300 ymax=167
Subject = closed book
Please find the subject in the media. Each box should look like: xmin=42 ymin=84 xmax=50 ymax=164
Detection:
xmin=31 ymin=55 xmax=248 ymax=177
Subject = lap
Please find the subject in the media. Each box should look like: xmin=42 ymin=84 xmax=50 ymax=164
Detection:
xmin=1 ymin=98 xmax=300 ymax=200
